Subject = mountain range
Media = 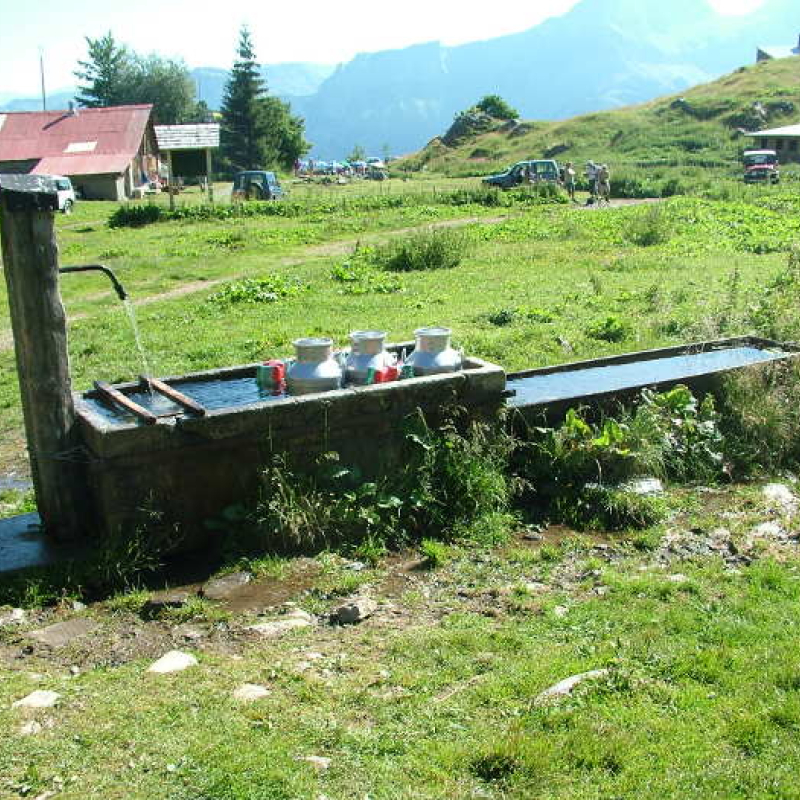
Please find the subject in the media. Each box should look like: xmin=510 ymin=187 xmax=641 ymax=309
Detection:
xmin=2 ymin=0 xmax=797 ymax=159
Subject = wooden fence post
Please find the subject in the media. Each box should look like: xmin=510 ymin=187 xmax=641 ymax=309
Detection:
xmin=0 ymin=175 xmax=90 ymax=540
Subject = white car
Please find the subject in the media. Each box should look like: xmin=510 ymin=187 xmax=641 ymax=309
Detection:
xmin=52 ymin=175 xmax=76 ymax=213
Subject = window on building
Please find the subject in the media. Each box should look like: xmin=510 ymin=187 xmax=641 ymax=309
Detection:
xmin=761 ymin=138 xmax=769 ymax=149
xmin=789 ymin=140 xmax=798 ymax=152
xmin=776 ymin=139 xmax=784 ymax=150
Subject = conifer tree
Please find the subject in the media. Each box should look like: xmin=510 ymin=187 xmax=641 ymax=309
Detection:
xmin=220 ymin=27 xmax=270 ymax=171
xmin=75 ymin=32 xmax=132 ymax=108
xmin=220 ymin=26 xmax=309 ymax=172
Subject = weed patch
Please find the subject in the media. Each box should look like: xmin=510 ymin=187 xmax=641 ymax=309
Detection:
xmin=376 ymin=228 xmax=468 ymax=272
xmin=206 ymin=275 xmax=307 ymax=306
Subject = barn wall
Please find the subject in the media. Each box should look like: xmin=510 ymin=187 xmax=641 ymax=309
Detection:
xmin=72 ymin=174 xmax=125 ymax=201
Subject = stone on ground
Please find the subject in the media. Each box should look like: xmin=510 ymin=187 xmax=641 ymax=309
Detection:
xmin=201 ymin=571 xmax=252 ymax=601
xmin=0 ymin=607 xmax=26 ymax=627
xmin=333 ymin=597 xmax=377 ymax=625
xmin=18 ymin=720 xmax=43 ymax=736
xmin=297 ymin=755 xmax=331 ymax=770
xmin=147 ymin=650 xmax=198 ymax=674
xmin=27 ymin=617 xmax=99 ymax=648
xmin=247 ymin=609 xmax=313 ymax=638
xmin=233 ymin=683 xmax=271 ymax=702
xmin=534 ymin=669 xmax=609 ymax=706
xmin=763 ymin=483 xmax=798 ymax=513
xmin=144 ymin=588 xmax=196 ymax=614
xmin=12 ymin=690 xmax=61 ymax=709
xmin=623 ymin=477 xmax=664 ymax=496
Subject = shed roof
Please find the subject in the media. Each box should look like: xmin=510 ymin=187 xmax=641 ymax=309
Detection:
xmin=0 ymin=105 xmax=152 ymax=176
xmin=745 ymin=123 xmax=800 ymax=138
xmin=154 ymin=124 xmax=220 ymax=151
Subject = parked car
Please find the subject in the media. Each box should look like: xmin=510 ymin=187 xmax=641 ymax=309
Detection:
xmin=743 ymin=149 xmax=779 ymax=184
xmin=366 ymin=156 xmax=386 ymax=169
xmin=52 ymin=175 xmax=76 ymax=213
xmin=483 ymin=160 xmax=560 ymax=188
xmin=231 ymin=171 xmax=284 ymax=200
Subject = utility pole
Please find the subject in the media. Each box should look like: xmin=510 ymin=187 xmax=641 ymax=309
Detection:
xmin=39 ymin=49 xmax=46 ymax=111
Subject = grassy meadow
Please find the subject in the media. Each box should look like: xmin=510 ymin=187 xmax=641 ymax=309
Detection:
xmin=3 ymin=174 xmax=800 ymax=798
xmin=1 ymin=176 xmax=799 ymax=479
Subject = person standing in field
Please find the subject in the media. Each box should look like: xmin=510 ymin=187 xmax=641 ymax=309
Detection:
xmin=563 ymin=161 xmax=576 ymax=201
xmin=585 ymin=161 xmax=598 ymax=203
xmin=597 ymin=163 xmax=611 ymax=204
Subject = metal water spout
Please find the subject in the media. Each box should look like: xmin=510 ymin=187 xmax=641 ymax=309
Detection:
xmin=58 ymin=264 xmax=128 ymax=301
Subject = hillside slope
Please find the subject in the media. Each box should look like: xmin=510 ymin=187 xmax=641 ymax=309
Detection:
xmin=399 ymin=58 xmax=800 ymax=176
xmin=296 ymin=0 xmax=800 ymax=157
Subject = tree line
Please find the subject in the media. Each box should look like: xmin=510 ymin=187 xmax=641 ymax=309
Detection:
xmin=75 ymin=26 xmax=308 ymax=173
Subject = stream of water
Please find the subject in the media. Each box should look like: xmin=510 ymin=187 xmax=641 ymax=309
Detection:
xmin=122 ymin=298 xmax=153 ymax=390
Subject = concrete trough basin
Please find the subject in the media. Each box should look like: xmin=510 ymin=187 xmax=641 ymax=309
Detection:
xmin=506 ymin=336 xmax=799 ymax=423
xmin=74 ymin=347 xmax=506 ymax=547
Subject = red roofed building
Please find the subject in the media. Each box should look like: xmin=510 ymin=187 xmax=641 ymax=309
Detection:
xmin=0 ymin=104 xmax=159 ymax=200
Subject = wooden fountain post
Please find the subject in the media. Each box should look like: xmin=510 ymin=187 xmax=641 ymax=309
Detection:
xmin=0 ymin=175 xmax=90 ymax=540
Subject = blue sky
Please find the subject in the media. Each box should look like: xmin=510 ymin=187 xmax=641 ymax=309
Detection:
xmin=0 ymin=0 xmax=767 ymax=97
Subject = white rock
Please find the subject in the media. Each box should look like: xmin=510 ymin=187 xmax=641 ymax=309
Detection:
xmin=666 ymin=573 xmax=689 ymax=583
xmin=12 ymin=690 xmax=61 ymax=709
xmin=522 ymin=582 xmax=549 ymax=594
xmin=534 ymin=669 xmax=609 ymax=706
xmin=233 ymin=683 xmax=271 ymax=702
xmin=18 ymin=720 xmax=43 ymax=736
xmin=147 ymin=650 xmax=198 ymax=674
xmin=298 ymin=755 xmax=331 ymax=770
xmin=750 ymin=521 xmax=788 ymax=541
xmin=763 ymin=483 xmax=798 ymax=513
xmin=623 ymin=478 xmax=664 ymax=496
xmin=333 ymin=597 xmax=377 ymax=624
xmin=0 ymin=607 xmax=26 ymax=626
xmin=553 ymin=605 xmax=569 ymax=618
xmin=247 ymin=613 xmax=313 ymax=638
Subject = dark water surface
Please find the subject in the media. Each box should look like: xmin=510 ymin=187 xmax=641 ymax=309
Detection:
xmin=507 ymin=346 xmax=786 ymax=408
xmin=84 ymin=346 xmax=789 ymax=425
xmin=83 ymin=376 xmax=286 ymax=426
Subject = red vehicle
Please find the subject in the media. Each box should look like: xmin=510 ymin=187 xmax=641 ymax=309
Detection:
xmin=743 ymin=149 xmax=780 ymax=184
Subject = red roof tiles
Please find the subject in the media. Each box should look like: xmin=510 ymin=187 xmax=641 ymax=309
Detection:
xmin=0 ymin=105 xmax=153 ymax=176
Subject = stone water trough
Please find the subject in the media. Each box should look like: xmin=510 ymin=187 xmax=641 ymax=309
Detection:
xmin=74 ymin=349 xmax=506 ymax=547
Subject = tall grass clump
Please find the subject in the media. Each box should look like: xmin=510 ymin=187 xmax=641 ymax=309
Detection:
xmin=624 ymin=205 xmax=672 ymax=247
xmin=376 ymin=228 xmax=468 ymax=272
xmin=715 ymin=360 xmax=800 ymax=476
xmin=747 ymin=245 xmax=800 ymax=341
xmin=248 ymin=413 xmax=515 ymax=553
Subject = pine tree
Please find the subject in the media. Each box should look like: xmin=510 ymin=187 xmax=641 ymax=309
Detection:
xmin=220 ymin=27 xmax=270 ymax=171
xmin=75 ymin=32 xmax=133 ymax=108
xmin=220 ymin=26 xmax=309 ymax=173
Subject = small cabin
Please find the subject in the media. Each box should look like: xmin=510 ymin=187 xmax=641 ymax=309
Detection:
xmin=745 ymin=124 xmax=800 ymax=163
xmin=0 ymin=105 xmax=158 ymax=200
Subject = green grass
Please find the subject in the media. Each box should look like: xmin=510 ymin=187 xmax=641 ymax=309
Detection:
xmin=5 ymin=498 xmax=800 ymax=798
xmin=2 ymin=179 xmax=800 ymax=478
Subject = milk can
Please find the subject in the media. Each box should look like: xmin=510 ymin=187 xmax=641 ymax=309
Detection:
xmin=405 ymin=327 xmax=462 ymax=376
xmin=285 ymin=338 xmax=343 ymax=395
xmin=345 ymin=330 xmax=393 ymax=385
